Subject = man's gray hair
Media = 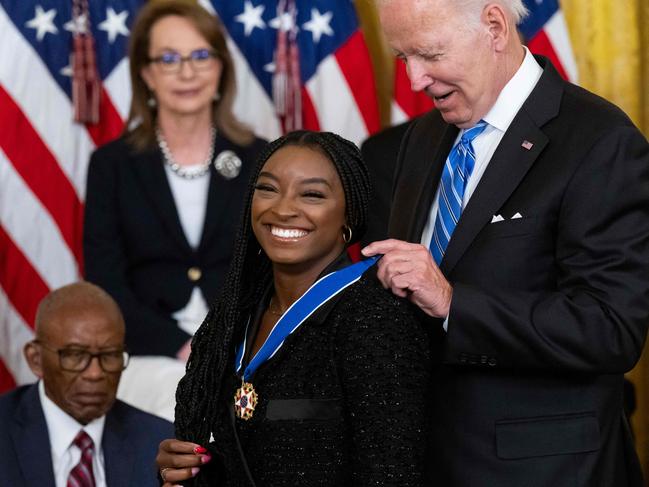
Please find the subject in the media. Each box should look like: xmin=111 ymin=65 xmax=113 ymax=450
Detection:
xmin=453 ymin=0 xmax=529 ymax=26
xmin=376 ymin=0 xmax=529 ymax=26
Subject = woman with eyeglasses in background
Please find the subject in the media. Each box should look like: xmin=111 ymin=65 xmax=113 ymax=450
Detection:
xmin=83 ymin=0 xmax=266 ymax=420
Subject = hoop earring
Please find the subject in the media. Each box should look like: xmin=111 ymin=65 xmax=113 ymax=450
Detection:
xmin=342 ymin=226 xmax=352 ymax=244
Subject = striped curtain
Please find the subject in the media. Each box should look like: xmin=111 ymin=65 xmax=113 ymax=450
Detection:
xmin=562 ymin=0 xmax=649 ymax=475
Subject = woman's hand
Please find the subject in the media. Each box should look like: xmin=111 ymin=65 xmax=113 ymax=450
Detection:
xmin=156 ymin=439 xmax=212 ymax=486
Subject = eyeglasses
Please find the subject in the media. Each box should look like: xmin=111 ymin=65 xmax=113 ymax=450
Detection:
xmin=33 ymin=341 xmax=129 ymax=373
xmin=148 ymin=48 xmax=219 ymax=74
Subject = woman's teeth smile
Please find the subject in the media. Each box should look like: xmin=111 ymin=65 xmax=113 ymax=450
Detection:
xmin=270 ymin=226 xmax=309 ymax=239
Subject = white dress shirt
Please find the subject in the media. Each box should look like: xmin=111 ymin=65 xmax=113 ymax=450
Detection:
xmin=420 ymin=47 xmax=543 ymax=249
xmin=419 ymin=47 xmax=543 ymax=330
xmin=39 ymin=381 xmax=107 ymax=487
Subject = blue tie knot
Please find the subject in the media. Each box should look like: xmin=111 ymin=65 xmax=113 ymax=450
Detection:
xmin=429 ymin=119 xmax=488 ymax=265
xmin=460 ymin=120 xmax=488 ymax=145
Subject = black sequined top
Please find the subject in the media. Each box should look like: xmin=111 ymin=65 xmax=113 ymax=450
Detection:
xmin=200 ymin=272 xmax=431 ymax=487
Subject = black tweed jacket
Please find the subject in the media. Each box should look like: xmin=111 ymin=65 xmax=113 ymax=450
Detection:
xmin=195 ymin=273 xmax=432 ymax=486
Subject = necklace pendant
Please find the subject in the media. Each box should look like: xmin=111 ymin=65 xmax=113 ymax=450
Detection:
xmin=234 ymin=381 xmax=258 ymax=420
xmin=214 ymin=150 xmax=242 ymax=180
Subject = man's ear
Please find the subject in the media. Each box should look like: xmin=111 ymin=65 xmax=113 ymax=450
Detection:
xmin=482 ymin=3 xmax=511 ymax=52
xmin=24 ymin=342 xmax=44 ymax=379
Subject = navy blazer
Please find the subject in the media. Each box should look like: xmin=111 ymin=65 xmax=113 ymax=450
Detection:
xmin=84 ymin=135 xmax=267 ymax=356
xmin=387 ymin=56 xmax=649 ymax=486
xmin=0 ymin=384 xmax=173 ymax=487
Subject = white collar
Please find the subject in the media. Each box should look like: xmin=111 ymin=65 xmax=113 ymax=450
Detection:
xmin=482 ymin=47 xmax=543 ymax=132
xmin=38 ymin=380 xmax=106 ymax=461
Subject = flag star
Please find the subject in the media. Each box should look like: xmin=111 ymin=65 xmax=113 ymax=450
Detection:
xmin=25 ymin=5 xmax=58 ymax=42
xmin=60 ymin=59 xmax=73 ymax=77
xmin=264 ymin=61 xmax=275 ymax=73
xmin=98 ymin=7 xmax=129 ymax=43
xmin=302 ymin=8 xmax=333 ymax=43
xmin=269 ymin=12 xmax=297 ymax=33
xmin=63 ymin=14 xmax=87 ymax=34
xmin=235 ymin=1 xmax=266 ymax=37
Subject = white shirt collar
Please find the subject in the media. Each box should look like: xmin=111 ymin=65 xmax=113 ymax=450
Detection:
xmin=38 ymin=380 xmax=106 ymax=462
xmin=482 ymin=47 xmax=543 ymax=133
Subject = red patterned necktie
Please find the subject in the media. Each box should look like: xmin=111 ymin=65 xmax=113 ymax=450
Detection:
xmin=67 ymin=430 xmax=96 ymax=487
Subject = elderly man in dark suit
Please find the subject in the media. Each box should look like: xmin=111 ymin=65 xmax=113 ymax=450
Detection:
xmin=0 ymin=282 xmax=173 ymax=487
xmin=363 ymin=0 xmax=649 ymax=485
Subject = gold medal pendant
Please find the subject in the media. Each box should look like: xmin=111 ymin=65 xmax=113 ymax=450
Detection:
xmin=234 ymin=381 xmax=258 ymax=420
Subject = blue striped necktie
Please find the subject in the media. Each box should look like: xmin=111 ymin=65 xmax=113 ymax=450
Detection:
xmin=430 ymin=120 xmax=488 ymax=264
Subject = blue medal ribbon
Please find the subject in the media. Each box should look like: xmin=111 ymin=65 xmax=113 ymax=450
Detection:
xmin=234 ymin=255 xmax=380 ymax=381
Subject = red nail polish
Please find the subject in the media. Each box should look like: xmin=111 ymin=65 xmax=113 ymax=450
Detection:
xmin=193 ymin=446 xmax=207 ymax=454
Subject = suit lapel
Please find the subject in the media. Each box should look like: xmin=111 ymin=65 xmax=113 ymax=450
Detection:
xmin=440 ymin=56 xmax=563 ymax=276
xmin=389 ymin=112 xmax=458 ymax=242
xmin=12 ymin=385 xmax=56 ymax=487
xmin=411 ymin=124 xmax=458 ymax=242
xmin=131 ymin=147 xmax=193 ymax=253
xmin=102 ymin=405 xmax=135 ymax=487
xmin=199 ymin=137 xmax=244 ymax=251
xmin=440 ymin=114 xmax=548 ymax=275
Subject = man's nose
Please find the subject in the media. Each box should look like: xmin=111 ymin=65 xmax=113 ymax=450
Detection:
xmin=407 ymin=59 xmax=432 ymax=93
xmin=82 ymin=355 xmax=105 ymax=379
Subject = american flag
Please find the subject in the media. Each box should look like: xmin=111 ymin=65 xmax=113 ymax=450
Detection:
xmin=0 ymin=0 xmax=379 ymax=393
xmin=208 ymin=0 xmax=379 ymax=142
xmin=391 ymin=0 xmax=578 ymax=123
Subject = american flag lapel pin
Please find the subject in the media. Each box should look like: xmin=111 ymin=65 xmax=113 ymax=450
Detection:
xmin=521 ymin=140 xmax=534 ymax=150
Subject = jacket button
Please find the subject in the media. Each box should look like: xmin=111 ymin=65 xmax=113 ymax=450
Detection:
xmin=488 ymin=357 xmax=497 ymax=367
xmin=187 ymin=267 xmax=202 ymax=282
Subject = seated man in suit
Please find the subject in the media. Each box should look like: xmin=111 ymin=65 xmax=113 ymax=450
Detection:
xmin=0 ymin=282 xmax=173 ymax=487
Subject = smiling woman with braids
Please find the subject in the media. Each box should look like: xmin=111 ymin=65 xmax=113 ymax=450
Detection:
xmin=156 ymin=131 xmax=431 ymax=486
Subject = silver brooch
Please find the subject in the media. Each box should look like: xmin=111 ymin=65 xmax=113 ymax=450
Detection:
xmin=213 ymin=150 xmax=242 ymax=180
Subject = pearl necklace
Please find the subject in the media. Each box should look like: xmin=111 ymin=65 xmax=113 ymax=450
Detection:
xmin=156 ymin=126 xmax=216 ymax=180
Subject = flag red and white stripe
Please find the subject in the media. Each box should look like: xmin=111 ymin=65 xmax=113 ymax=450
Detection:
xmin=0 ymin=0 xmax=380 ymax=393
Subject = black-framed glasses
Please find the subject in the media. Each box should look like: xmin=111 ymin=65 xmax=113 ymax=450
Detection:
xmin=33 ymin=341 xmax=129 ymax=373
xmin=148 ymin=48 xmax=218 ymax=74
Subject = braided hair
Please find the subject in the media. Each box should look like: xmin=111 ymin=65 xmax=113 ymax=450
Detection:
xmin=174 ymin=131 xmax=372 ymax=475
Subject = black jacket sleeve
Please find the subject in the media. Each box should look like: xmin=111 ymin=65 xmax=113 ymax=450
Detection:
xmin=335 ymin=278 xmax=431 ymax=486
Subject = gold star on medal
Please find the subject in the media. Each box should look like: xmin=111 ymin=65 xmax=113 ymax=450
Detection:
xmin=234 ymin=382 xmax=258 ymax=420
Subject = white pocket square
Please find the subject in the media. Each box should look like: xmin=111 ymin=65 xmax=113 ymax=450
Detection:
xmin=491 ymin=214 xmax=505 ymax=223
xmin=511 ymin=212 xmax=523 ymax=219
